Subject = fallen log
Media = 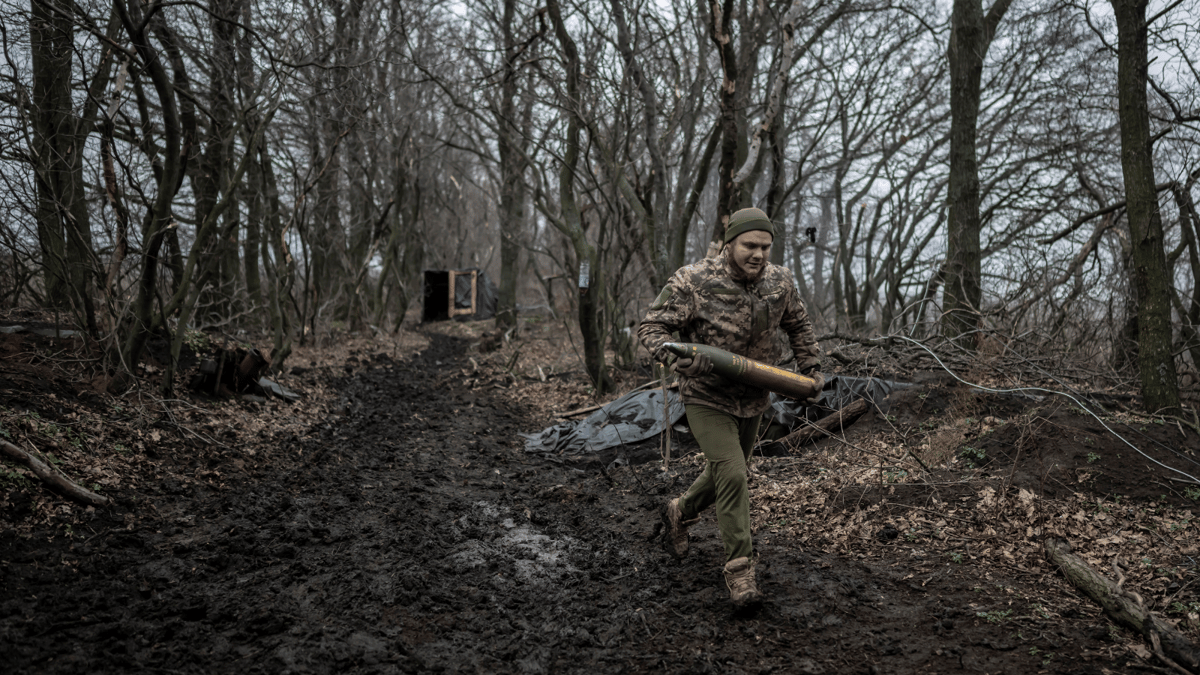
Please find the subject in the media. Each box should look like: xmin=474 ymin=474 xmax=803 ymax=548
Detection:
xmin=1045 ymin=536 xmax=1200 ymax=674
xmin=763 ymin=398 xmax=871 ymax=453
xmin=0 ymin=439 xmax=109 ymax=507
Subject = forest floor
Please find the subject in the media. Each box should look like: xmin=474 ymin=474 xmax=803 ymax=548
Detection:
xmin=2 ymin=307 xmax=1199 ymax=674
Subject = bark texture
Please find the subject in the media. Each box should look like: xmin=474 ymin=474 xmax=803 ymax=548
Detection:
xmin=942 ymin=0 xmax=1012 ymax=342
xmin=1110 ymin=0 xmax=1180 ymax=414
xmin=1045 ymin=537 xmax=1200 ymax=673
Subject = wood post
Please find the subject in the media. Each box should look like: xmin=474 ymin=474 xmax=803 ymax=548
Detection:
xmin=448 ymin=270 xmax=478 ymax=317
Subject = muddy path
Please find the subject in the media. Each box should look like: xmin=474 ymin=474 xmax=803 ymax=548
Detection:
xmin=0 ymin=329 xmax=1178 ymax=674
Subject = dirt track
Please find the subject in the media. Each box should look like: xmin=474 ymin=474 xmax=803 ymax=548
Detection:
xmin=1 ymin=328 xmax=1193 ymax=673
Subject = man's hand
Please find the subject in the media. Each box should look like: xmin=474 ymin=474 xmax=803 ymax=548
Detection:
xmin=802 ymin=369 xmax=824 ymax=405
xmin=653 ymin=345 xmax=674 ymax=364
xmin=672 ymin=354 xmax=713 ymax=377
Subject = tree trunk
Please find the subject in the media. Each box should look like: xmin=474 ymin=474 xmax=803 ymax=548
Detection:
xmin=708 ymin=0 xmax=747 ymax=244
xmin=942 ymin=0 xmax=1012 ymax=342
xmin=767 ymin=126 xmax=787 ymax=266
xmin=1174 ymin=181 xmax=1200 ymax=373
xmin=243 ymin=167 xmax=264 ymax=315
xmin=546 ymin=0 xmax=612 ymax=395
xmin=30 ymin=0 xmax=99 ymax=333
xmin=610 ymin=0 xmax=673 ymax=286
xmin=190 ymin=0 xmax=240 ymax=324
xmin=1110 ymin=0 xmax=1180 ymax=414
xmin=236 ymin=0 xmax=261 ymax=316
xmin=312 ymin=116 xmax=345 ymax=328
xmin=259 ymin=141 xmax=295 ymax=369
xmin=117 ymin=0 xmax=186 ymax=378
xmin=495 ymin=0 xmax=525 ymax=330
xmin=29 ymin=0 xmax=72 ymax=307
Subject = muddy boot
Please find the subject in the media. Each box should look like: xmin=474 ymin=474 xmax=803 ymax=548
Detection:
xmin=661 ymin=498 xmax=698 ymax=559
xmin=723 ymin=556 xmax=762 ymax=609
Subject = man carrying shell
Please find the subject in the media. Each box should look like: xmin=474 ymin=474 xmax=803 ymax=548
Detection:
xmin=638 ymin=207 xmax=822 ymax=608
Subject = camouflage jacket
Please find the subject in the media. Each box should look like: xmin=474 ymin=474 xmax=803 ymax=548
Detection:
xmin=638 ymin=249 xmax=820 ymax=418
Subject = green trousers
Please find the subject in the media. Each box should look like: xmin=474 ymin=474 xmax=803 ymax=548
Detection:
xmin=677 ymin=404 xmax=761 ymax=562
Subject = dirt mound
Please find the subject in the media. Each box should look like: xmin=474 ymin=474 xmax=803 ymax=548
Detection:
xmin=1 ymin=319 xmax=1198 ymax=674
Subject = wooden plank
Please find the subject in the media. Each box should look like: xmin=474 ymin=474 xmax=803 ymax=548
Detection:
xmin=449 ymin=270 xmax=478 ymax=317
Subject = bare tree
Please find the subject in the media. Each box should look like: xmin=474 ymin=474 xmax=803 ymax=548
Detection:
xmin=1109 ymin=0 xmax=1180 ymax=413
xmin=544 ymin=0 xmax=613 ymax=393
xmin=941 ymin=0 xmax=1013 ymax=342
xmin=1 ymin=0 xmax=1198 ymax=403
xmin=29 ymin=0 xmax=119 ymax=334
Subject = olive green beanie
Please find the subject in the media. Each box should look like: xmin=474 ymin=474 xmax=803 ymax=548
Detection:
xmin=724 ymin=207 xmax=775 ymax=244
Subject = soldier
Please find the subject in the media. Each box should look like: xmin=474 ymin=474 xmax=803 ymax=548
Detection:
xmin=638 ymin=207 xmax=822 ymax=609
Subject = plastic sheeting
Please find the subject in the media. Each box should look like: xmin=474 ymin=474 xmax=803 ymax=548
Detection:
xmin=523 ymin=373 xmax=913 ymax=456
xmin=522 ymin=387 xmax=685 ymax=455
xmin=257 ymin=377 xmax=301 ymax=402
xmin=454 ymin=270 xmax=499 ymax=319
xmin=765 ymin=374 xmax=911 ymax=429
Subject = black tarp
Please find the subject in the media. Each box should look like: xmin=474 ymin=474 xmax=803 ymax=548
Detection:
xmin=522 ymin=374 xmax=912 ymax=456
xmin=522 ymin=388 xmax=686 ymax=455
xmin=422 ymin=268 xmax=498 ymax=321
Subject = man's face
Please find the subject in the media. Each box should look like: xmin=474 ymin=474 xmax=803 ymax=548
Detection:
xmin=729 ymin=229 xmax=773 ymax=278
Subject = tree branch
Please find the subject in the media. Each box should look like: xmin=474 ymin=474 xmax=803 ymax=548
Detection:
xmin=0 ymin=439 xmax=109 ymax=506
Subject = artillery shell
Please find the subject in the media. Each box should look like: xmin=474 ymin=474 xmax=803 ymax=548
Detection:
xmin=663 ymin=342 xmax=819 ymax=400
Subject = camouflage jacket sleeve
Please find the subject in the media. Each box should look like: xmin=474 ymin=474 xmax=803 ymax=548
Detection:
xmin=638 ymin=272 xmax=692 ymax=363
xmin=779 ymin=272 xmax=821 ymax=372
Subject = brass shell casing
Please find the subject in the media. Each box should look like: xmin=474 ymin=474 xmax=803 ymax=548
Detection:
xmin=663 ymin=342 xmax=819 ymax=400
